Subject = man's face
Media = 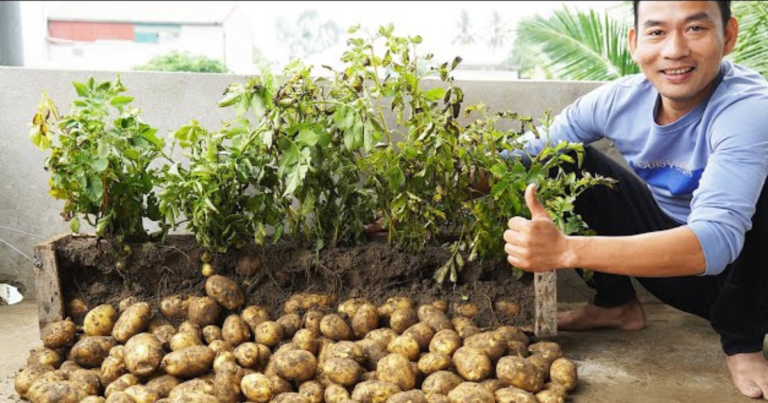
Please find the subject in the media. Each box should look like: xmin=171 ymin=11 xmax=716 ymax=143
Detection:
xmin=629 ymin=1 xmax=738 ymax=112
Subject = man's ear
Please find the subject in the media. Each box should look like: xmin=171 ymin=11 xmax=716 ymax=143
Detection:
xmin=629 ymin=27 xmax=638 ymax=62
xmin=723 ymin=16 xmax=739 ymax=56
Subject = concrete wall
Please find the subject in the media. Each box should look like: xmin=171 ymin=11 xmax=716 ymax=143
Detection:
xmin=0 ymin=66 xmax=610 ymax=300
xmin=0 ymin=1 xmax=24 ymax=66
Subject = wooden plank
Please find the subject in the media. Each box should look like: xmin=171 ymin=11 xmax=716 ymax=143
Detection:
xmin=534 ymin=270 xmax=557 ymax=337
xmin=32 ymin=234 xmax=69 ymax=333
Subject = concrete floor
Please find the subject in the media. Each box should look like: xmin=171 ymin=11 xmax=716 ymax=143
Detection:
xmin=0 ymin=299 xmax=754 ymax=402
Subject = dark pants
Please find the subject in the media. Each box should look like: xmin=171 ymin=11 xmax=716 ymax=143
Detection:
xmin=563 ymin=146 xmax=768 ymax=356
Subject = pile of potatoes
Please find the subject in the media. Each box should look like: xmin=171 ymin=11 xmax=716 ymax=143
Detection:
xmin=15 ymin=274 xmax=578 ymax=403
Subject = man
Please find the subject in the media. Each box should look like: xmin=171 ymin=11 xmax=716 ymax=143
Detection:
xmin=501 ymin=1 xmax=768 ymax=399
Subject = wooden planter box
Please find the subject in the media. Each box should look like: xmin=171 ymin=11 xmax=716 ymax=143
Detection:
xmin=32 ymin=234 xmax=557 ymax=337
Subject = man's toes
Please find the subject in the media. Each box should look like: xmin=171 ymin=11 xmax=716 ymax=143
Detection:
xmin=735 ymin=378 xmax=762 ymax=399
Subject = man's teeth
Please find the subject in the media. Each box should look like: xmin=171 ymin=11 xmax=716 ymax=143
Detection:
xmin=665 ymin=67 xmax=693 ymax=75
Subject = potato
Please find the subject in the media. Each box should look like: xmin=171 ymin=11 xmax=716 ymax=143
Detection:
xmin=429 ymin=329 xmax=461 ymax=356
xmin=124 ymin=333 xmax=164 ymax=377
xmin=105 ymin=391 xmax=135 ymax=403
xmin=324 ymin=383 xmax=351 ymax=403
xmin=277 ymin=313 xmax=302 ymax=338
xmin=402 ymin=323 xmax=435 ymax=350
xmin=151 ymin=325 xmax=176 ymax=350
xmin=452 ymin=302 xmax=479 ymax=318
xmin=69 ymin=336 xmax=118 ymax=368
xmin=161 ymin=346 xmax=216 ymax=378
xmin=322 ymin=357 xmax=363 ymax=386
xmin=255 ymin=343 xmax=272 ymax=370
xmin=464 ymin=332 xmax=506 ymax=362
xmin=494 ymin=301 xmax=521 ymax=317
xmin=146 ymin=374 xmax=182 ymax=399
xmin=104 ymin=373 xmax=140 ymax=398
xmin=480 ymin=378 xmax=502 ymax=393
xmin=14 ymin=363 xmax=54 ymax=398
xmin=81 ymin=397 xmax=106 ymax=403
xmin=66 ymin=298 xmax=89 ymax=323
xmin=222 ymin=315 xmax=252 ymax=347
xmin=214 ymin=351 xmax=236 ymax=373
xmin=387 ymin=335 xmax=420 ymax=361
xmin=447 ymin=382 xmax=494 ymax=403
xmin=351 ymin=380 xmax=402 ymax=403
xmin=320 ymin=314 xmax=353 ymax=341
xmin=272 ymin=349 xmax=317 ymax=382
xmin=161 ymin=295 xmax=190 ymax=320
xmin=417 ymin=352 xmax=452 ymax=376
xmin=83 ymin=304 xmax=119 ymax=337
xmin=168 ymin=392 xmax=219 ymax=403
xmin=359 ymin=341 xmax=388 ymax=371
xmin=389 ymin=308 xmax=418 ymax=334
xmin=550 ymin=358 xmax=577 ymax=392
xmin=27 ymin=380 xmax=87 ymax=403
xmin=214 ymin=361 xmax=244 ymax=403
xmin=124 ymin=385 xmax=159 ymax=403
xmin=284 ymin=293 xmax=337 ymax=314
xmin=506 ymin=341 xmax=529 ymax=358
xmin=205 ymin=275 xmax=245 ymax=310
xmin=495 ymin=326 xmax=529 ymax=346
xmin=229 ymin=342 xmax=257 ymax=368
xmin=241 ymin=305 xmax=270 ymax=332
xmin=187 ymin=297 xmax=221 ymax=327
xmin=352 ymin=303 xmax=380 ymax=339
xmin=365 ymin=328 xmax=398 ymax=349
xmin=338 ymin=298 xmax=373 ymax=319
xmin=171 ymin=331 xmax=203 ymax=352
xmin=26 ymin=370 xmax=67 ymax=397
xmin=377 ymin=353 xmax=416 ymax=391
xmin=292 ymin=329 xmax=319 ymax=355
xmin=536 ymin=389 xmax=564 ymax=403
xmin=239 ymin=372 xmax=272 ymax=402
xmin=41 ymin=319 xmax=77 ymax=349
xmin=27 ymin=348 xmax=62 ymax=369
xmin=202 ymin=325 xmax=223 ymax=344
xmin=496 ymin=356 xmax=544 ymax=393
xmin=426 ymin=394 xmax=450 ymax=403
xmin=526 ymin=354 xmax=552 ymax=377
xmin=69 ymin=368 xmax=101 ymax=396
xmin=146 ymin=318 xmax=171 ymax=334
xmin=528 ymin=342 xmax=562 ymax=361
xmin=118 ymin=297 xmax=139 ymax=313
xmin=494 ymin=387 xmax=538 ymax=403
xmin=272 ymin=392 xmax=311 ymax=403
xmin=326 ymin=340 xmax=366 ymax=365
xmin=269 ymin=374 xmax=293 ymax=394
xmin=169 ymin=378 xmax=214 ymax=399
xmin=298 ymin=380 xmax=323 ymax=403
xmin=450 ymin=317 xmax=480 ymax=339
xmin=100 ymin=355 xmax=126 ymax=386
xmin=417 ymin=305 xmax=452 ymax=332
xmin=302 ymin=310 xmax=325 ymax=336
xmin=59 ymin=360 xmax=83 ymax=376
xmin=387 ymin=390 xmax=428 ymax=403
xmin=178 ymin=321 xmax=202 ymax=338
xmin=452 ymin=347 xmax=491 ymax=381
xmin=254 ymin=321 xmax=284 ymax=347
xmin=541 ymin=382 xmax=567 ymax=397
xmin=236 ymin=254 xmax=262 ymax=277
xmin=112 ymin=302 xmax=152 ymax=344
xmin=208 ymin=340 xmax=234 ymax=355
xmin=378 ymin=297 xmax=414 ymax=319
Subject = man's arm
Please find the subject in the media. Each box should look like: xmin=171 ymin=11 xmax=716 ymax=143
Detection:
xmin=503 ymin=184 xmax=706 ymax=277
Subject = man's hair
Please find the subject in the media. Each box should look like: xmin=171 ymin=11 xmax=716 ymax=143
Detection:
xmin=632 ymin=1 xmax=732 ymax=32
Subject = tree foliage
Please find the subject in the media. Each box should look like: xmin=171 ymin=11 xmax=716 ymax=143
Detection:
xmin=133 ymin=51 xmax=229 ymax=73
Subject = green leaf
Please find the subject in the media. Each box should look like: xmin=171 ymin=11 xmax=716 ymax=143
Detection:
xmin=218 ymin=92 xmax=241 ymax=108
xmin=296 ymin=128 xmax=320 ymax=146
xmin=386 ymin=166 xmax=405 ymax=191
xmin=91 ymin=156 xmax=109 ymax=172
xmin=73 ymin=82 xmax=88 ymax=97
xmin=95 ymin=212 xmax=111 ymax=236
xmin=70 ymin=216 xmax=80 ymax=234
xmin=110 ymin=96 xmax=134 ymax=107
xmin=123 ymin=149 xmax=140 ymax=160
xmin=490 ymin=163 xmax=507 ymax=178
xmin=140 ymin=128 xmax=163 ymax=149
xmin=424 ymin=87 xmax=446 ymax=102
xmin=85 ymin=175 xmax=104 ymax=203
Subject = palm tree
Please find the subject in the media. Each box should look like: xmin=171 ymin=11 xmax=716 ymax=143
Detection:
xmin=731 ymin=1 xmax=768 ymax=78
xmin=487 ymin=10 xmax=512 ymax=50
xmin=452 ymin=10 xmax=481 ymax=46
xmin=511 ymin=5 xmax=638 ymax=81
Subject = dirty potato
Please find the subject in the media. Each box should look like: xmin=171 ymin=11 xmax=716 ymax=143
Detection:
xmin=168 ymin=378 xmax=214 ymax=399
xmin=80 ymin=397 xmax=106 ymax=403
xmin=124 ymin=385 xmax=160 ymax=403
xmin=378 ymin=297 xmax=414 ymax=319
xmin=417 ymin=352 xmax=452 ymax=376
xmin=276 ymin=313 xmax=302 ymax=338
xmin=298 ymin=380 xmax=323 ymax=403
xmin=526 ymin=354 xmax=552 ymax=377
xmin=41 ymin=319 xmax=78 ymax=349
xmin=535 ymin=389 xmax=564 ymax=403
xmin=27 ymin=380 xmax=87 ymax=403
xmin=426 ymin=394 xmax=450 ymax=403
xmin=104 ymin=373 xmax=140 ymax=398
xmin=388 ymin=390 xmax=428 ymax=403
xmin=463 ymin=332 xmax=506 ymax=362
xmin=187 ymin=297 xmax=221 ymax=327
xmin=320 ymin=314 xmax=353 ymax=341
xmin=170 ymin=331 xmax=204 ymax=352
xmin=387 ymin=335 xmax=420 ymax=361
xmin=205 ymin=275 xmax=245 ymax=310
xmin=105 ymin=391 xmax=135 ymax=403
xmin=284 ymin=293 xmax=337 ymax=314
xmin=324 ymin=383 xmax=351 ymax=403
xmin=272 ymin=392 xmax=311 ymax=403
xmin=549 ymin=358 xmax=577 ymax=392
xmin=152 ymin=324 xmax=176 ymax=351
xmin=214 ymin=361 xmax=244 ymax=403
xmin=429 ymin=329 xmax=461 ymax=356
xmin=322 ymin=357 xmax=363 ymax=386
xmin=293 ymin=329 xmax=319 ymax=355
xmin=377 ymin=353 xmax=416 ymax=391
xmin=254 ymin=321 xmax=284 ymax=347
xmin=27 ymin=348 xmax=62 ymax=369
xmin=145 ymin=374 xmax=182 ymax=399
xmin=69 ymin=336 xmax=118 ymax=368
xmin=417 ymin=305 xmax=452 ymax=332
xmin=272 ymin=349 xmax=317 ymax=383
xmin=202 ymin=325 xmax=223 ymax=344
xmin=447 ymin=382 xmax=495 ymax=403
xmin=450 ymin=317 xmax=480 ymax=339
xmin=112 ymin=302 xmax=152 ymax=344
xmin=402 ymin=322 xmax=435 ymax=350
xmin=99 ymin=355 xmax=126 ymax=386
xmin=68 ymin=368 xmax=101 ymax=396
xmin=14 ymin=363 xmax=54 ymax=398
xmin=178 ymin=321 xmax=203 ymax=338
xmin=494 ymin=387 xmax=538 ymax=403
xmin=58 ymin=361 xmax=82 ymax=377
xmin=241 ymin=305 xmax=271 ymax=332
xmin=232 ymin=342 xmax=259 ymax=368
xmin=338 ymin=298 xmax=372 ymax=319
xmin=452 ymin=347 xmax=491 ymax=382
xmin=124 ymin=333 xmax=164 ymax=377
xmin=160 ymin=295 xmax=190 ymax=320
xmin=161 ymin=346 xmax=216 ymax=378
xmin=365 ymin=328 xmax=398 ymax=349
xmin=208 ymin=340 xmax=234 ymax=355
xmin=351 ymin=380 xmax=402 ymax=403
xmin=495 ymin=326 xmax=530 ymax=346
xmin=222 ymin=315 xmax=252 ymax=347
xmin=528 ymin=342 xmax=563 ymax=362
xmin=84 ymin=304 xmax=119 ymax=337
xmin=506 ymin=341 xmax=529 ymax=358
xmin=241 ymin=372 xmax=273 ymax=402
xmin=496 ymin=356 xmax=544 ymax=394
xmin=352 ymin=303 xmax=380 ymax=339
xmin=452 ymin=302 xmax=479 ymax=318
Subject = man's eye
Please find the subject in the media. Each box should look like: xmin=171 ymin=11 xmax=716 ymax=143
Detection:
xmin=647 ymin=30 xmax=664 ymax=36
xmin=688 ymin=25 xmax=706 ymax=32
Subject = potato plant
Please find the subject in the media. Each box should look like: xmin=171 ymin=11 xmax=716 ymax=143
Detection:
xmin=16 ymin=274 xmax=579 ymax=402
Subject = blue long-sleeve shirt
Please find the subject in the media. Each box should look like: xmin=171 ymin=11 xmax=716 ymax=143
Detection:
xmin=516 ymin=60 xmax=768 ymax=275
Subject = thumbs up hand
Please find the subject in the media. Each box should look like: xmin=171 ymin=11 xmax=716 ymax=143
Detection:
xmin=503 ymin=184 xmax=572 ymax=272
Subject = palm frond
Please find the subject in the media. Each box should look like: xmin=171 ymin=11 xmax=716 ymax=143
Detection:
xmin=731 ymin=1 xmax=768 ymax=78
xmin=513 ymin=5 xmax=639 ymax=81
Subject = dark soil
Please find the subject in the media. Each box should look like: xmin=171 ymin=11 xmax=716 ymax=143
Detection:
xmin=55 ymin=234 xmax=535 ymax=329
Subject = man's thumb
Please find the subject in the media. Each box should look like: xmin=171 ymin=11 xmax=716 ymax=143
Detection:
xmin=525 ymin=183 xmax=548 ymax=218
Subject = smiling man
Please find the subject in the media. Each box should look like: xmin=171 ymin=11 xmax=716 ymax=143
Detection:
xmin=502 ymin=1 xmax=768 ymax=399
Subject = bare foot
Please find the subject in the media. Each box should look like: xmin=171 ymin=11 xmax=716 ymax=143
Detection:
xmin=557 ymin=299 xmax=646 ymax=331
xmin=726 ymin=352 xmax=768 ymax=399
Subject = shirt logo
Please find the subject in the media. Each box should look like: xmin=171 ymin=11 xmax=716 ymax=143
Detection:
xmin=629 ymin=160 xmax=703 ymax=195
